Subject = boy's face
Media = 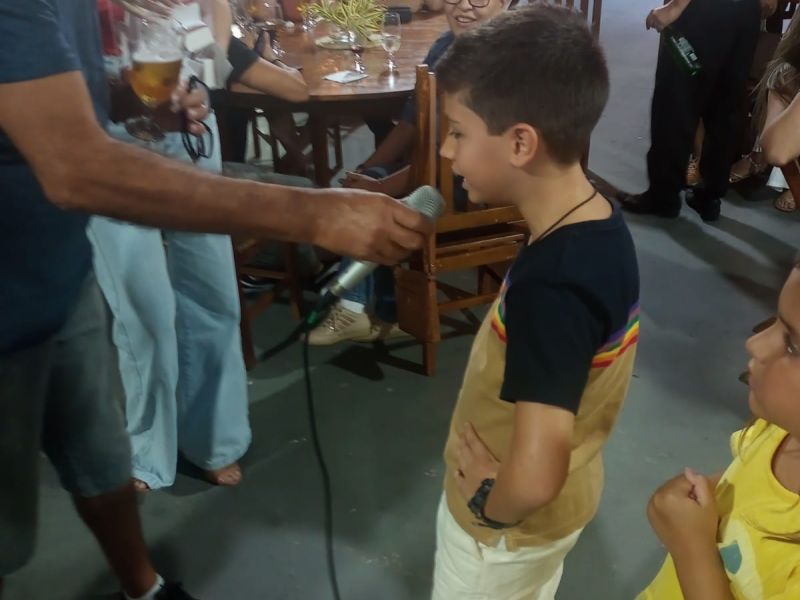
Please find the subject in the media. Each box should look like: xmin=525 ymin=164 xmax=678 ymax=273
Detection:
xmin=440 ymin=92 xmax=520 ymax=206
xmin=746 ymin=267 xmax=800 ymax=435
xmin=444 ymin=0 xmax=506 ymax=36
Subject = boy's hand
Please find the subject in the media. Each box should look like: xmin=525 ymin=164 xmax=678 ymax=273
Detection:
xmin=647 ymin=468 xmax=719 ymax=555
xmin=455 ymin=422 xmax=500 ymax=500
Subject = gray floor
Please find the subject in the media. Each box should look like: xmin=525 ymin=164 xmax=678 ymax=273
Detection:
xmin=7 ymin=2 xmax=800 ymax=598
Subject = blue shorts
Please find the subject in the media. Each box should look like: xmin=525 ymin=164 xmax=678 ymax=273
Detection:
xmin=0 ymin=274 xmax=132 ymax=575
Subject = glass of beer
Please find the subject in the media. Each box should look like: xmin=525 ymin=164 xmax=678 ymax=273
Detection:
xmin=125 ymin=17 xmax=184 ymax=142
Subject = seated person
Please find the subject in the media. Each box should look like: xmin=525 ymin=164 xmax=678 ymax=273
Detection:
xmin=307 ymin=0 xmax=508 ymax=346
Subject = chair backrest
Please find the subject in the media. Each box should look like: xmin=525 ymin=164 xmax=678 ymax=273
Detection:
xmin=410 ymin=65 xmax=522 ymax=234
xmin=508 ymin=0 xmax=602 ymax=39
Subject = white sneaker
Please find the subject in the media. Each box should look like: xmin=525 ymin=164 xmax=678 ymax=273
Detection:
xmin=361 ymin=318 xmax=409 ymax=342
xmin=306 ymin=304 xmax=372 ymax=346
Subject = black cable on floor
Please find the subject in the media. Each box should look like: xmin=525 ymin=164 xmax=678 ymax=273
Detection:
xmin=302 ymin=336 xmax=342 ymax=600
xmin=254 ymin=304 xmax=342 ymax=599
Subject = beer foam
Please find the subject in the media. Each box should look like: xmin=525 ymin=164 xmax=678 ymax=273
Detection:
xmin=132 ymin=50 xmax=182 ymax=63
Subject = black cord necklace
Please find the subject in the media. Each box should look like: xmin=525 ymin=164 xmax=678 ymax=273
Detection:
xmin=532 ymin=188 xmax=599 ymax=244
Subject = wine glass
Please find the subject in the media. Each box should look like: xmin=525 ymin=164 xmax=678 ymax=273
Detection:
xmin=240 ymin=0 xmax=286 ymax=59
xmin=126 ymin=17 xmax=184 ymax=142
xmin=348 ymin=30 xmax=367 ymax=74
xmin=382 ymin=12 xmax=401 ymax=74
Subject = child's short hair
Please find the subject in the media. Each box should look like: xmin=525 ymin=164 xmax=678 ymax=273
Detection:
xmin=435 ymin=3 xmax=609 ymax=165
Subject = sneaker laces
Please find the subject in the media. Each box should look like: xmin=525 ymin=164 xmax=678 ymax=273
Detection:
xmin=318 ymin=304 xmax=358 ymax=333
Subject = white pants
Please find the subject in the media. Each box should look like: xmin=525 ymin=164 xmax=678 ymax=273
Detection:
xmin=432 ymin=495 xmax=582 ymax=600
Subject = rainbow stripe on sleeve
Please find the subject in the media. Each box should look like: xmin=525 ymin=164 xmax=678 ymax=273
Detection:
xmin=490 ymin=278 xmax=509 ymax=342
xmin=591 ymin=303 xmax=640 ymax=368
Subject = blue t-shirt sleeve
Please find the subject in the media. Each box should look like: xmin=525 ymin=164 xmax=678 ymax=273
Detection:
xmin=0 ymin=0 xmax=81 ymax=84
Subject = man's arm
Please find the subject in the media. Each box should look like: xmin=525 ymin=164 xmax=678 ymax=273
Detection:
xmin=483 ymin=404 xmax=573 ymax=524
xmin=646 ymin=0 xmax=693 ymax=32
xmin=0 ymin=71 xmax=429 ymax=264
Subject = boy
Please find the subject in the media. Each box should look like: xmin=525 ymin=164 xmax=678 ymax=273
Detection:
xmin=306 ymin=0 xmax=509 ymax=346
xmin=431 ymin=6 xmax=639 ymax=599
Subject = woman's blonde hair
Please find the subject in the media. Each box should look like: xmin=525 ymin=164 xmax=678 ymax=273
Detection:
xmin=754 ymin=15 xmax=800 ymax=132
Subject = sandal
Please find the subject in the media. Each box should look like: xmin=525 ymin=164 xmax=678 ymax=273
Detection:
xmin=774 ymin=189 xmax=796 ymax=212
xmin=729 ymin=153 xmax=767 ymax=183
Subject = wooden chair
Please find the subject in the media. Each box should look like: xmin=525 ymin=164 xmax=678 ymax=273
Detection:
xmin=393 ymin=66 xmax=528 ymax=375
xmin=249 ymin=109 xmax=344 ymax=176
xmin=509 ymin=0 xmax=602 ymax=39
xmin=222 ymin=162 xmax=307 ymax=370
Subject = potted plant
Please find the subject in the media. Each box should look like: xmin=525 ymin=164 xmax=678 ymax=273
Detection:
xmin=300 ymin=0 xmax=386 ymax=44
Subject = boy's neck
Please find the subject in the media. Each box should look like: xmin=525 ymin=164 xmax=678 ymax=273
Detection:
xmin=511 ymin=163 xmax=608 ymax=242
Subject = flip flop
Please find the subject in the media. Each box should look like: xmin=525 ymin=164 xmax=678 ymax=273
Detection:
xmin=774 ymin=189 xmax=796 ymax=213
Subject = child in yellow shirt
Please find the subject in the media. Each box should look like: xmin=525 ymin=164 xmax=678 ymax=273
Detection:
xmin=639 ymin=264 xmax=800 ymax=599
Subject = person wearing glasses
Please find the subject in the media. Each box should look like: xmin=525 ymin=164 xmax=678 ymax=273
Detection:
xmin=305 ymin=0 xmax=509 ymax=348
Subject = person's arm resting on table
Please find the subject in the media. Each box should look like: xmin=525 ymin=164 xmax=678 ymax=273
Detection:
xmin=456 ymin=285 xmax=600 ymax=525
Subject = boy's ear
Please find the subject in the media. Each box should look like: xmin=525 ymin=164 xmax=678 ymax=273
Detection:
xmin=507 ymin=123 xmax=539 ymax=168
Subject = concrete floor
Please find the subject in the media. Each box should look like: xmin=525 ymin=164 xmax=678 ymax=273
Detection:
xmin=7 ymin=1 xmax=800 ymax=598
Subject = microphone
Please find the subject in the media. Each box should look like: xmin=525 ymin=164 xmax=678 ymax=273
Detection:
xmin=306 ymin=186 xmax=445 ymax=328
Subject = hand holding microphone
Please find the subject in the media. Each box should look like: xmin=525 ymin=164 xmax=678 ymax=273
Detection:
xmin=306 ymin=186 xmax=445 ymax=329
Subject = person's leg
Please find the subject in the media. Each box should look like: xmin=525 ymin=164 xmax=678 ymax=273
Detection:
xmin=164 ymin=230 xmax=252 ymax=484
xmin=0 ymin=338 xmax=53 ymax=588
xmin=624 ymin=0 xmax=709 ymax=215
xmin=154 ymin=115 xmax=251 ymax=485
xmin=40 ymin=275 xmax=158 ymax=597
xmin=87 ymin=217 xmax=180 ymax=490
xmin=307 ymin=257 xmax=376 ymax=345
xmin=694 ymin=0 xmax=760 ymax=220
xmin=431 ymin=495 xmax=487 ymax=600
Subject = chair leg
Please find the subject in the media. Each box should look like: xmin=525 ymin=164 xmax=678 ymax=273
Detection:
xmin=330 ymin=122 xmax=344 ymax=173
xmin=423 ymin=341 xmax=437 ymax=376
xmin=239 ymin=300 xmax=257 ymax=371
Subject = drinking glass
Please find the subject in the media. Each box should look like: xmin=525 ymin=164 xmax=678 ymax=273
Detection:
xmin=126 ymin=17 xmax=184 ymax=142
xmin=348 ymin=30 xmax=367 ymax=74
xmin=239 ymin=0 xmax=286 ymax=58
xmin=382 ymin=12 xmax=401 ymax=74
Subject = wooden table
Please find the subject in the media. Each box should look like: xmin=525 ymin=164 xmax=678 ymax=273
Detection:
xmin=211 ymin=12 xmax=448 ymax=186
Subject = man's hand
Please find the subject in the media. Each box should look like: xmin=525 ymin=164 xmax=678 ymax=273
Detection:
xmin=761 ymin=0 xmax=778 ymax=17
xmin=647 ymin=468 xmax=719 ymax=556
xmin=312 ymin=188 xmax=433 ymax=264
xmin=170 ymin=80 xmax=210 ymax=137
xmin=646 ymin=1 xmax=685 ymax=32
xmin=456 ymin=422 xmax=500 ymax=501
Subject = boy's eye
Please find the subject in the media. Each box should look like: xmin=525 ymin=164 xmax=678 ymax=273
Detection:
xmin=448 ymin=129 xmax=463 ymax=139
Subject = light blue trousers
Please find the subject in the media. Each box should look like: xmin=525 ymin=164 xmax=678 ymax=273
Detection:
xmin=87 ymin=115 xmax=251 ymax=489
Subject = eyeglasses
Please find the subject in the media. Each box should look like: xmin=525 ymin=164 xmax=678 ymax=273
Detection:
xmin=181 ymin=76 xmax=214 ymax=163
xmin=444 ymin=0 xmax=492 ymax=8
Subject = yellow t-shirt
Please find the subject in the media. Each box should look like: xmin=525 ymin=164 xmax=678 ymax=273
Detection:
xmin=637 ymin=420 xmax=800 ymax=599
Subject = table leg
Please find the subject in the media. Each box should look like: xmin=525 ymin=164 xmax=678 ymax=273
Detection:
xmin=309 ymin=115 xmax=333 ymax=187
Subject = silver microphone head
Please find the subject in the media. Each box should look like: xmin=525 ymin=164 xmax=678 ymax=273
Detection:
xmin=405 ymin=185 xmax=446 ymax=221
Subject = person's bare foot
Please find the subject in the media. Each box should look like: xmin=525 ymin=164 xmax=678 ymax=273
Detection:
xmin=132 ymin=478 xmax=150 ymax=492
xmin=205 ymin=463 xmax=242 ymax=486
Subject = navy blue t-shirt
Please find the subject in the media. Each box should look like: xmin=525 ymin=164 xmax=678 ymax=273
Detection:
xmin=0 ymin=0 xmax=109 ymax=354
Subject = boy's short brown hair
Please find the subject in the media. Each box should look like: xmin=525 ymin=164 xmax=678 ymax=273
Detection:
xmin=435 ymin=3 xmax=609 ymax=165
